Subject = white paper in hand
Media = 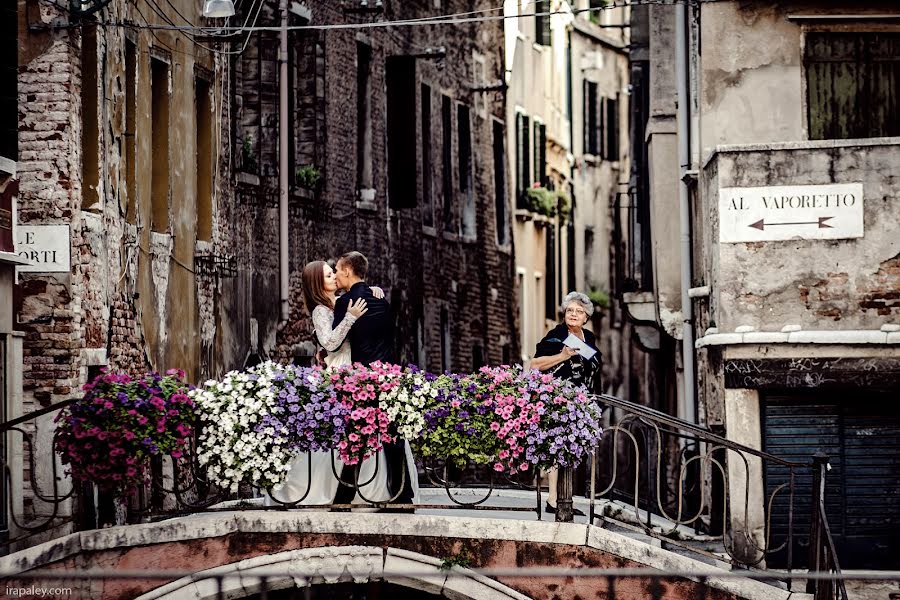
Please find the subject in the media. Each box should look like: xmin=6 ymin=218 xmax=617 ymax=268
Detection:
xmin=563 ymin=333 xmax=597 ymax=360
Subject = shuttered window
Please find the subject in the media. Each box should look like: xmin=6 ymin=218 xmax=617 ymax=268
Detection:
xmin=764 ymin=391 xmax=900 ymax=569
xmin=604 ymin=95 xmax=619 ymax=161
xmin=533 ymin=121 xmax=547 ymax=188
xmin=583 ymin=81 xmax=600 ymax=156
xmin=805 ymin=32 xmax=900 ymax=140
xmin=515 ymin=112 xmax=531 ymax=208
xmin=545 ymin=226 xmax=556 ymax=319
xmin=535 ymin=0 xmax=551 ymax=47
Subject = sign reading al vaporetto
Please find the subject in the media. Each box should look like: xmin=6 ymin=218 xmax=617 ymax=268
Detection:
xmin=718 ymin=183 xmax=864 ymax=243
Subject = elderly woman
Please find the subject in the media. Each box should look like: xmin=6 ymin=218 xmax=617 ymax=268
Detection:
xmin=530 ymin=291 xmax=602 ymax=515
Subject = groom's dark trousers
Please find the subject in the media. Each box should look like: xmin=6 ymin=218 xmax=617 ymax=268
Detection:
xmin=332 ymin=282 xmax=415 ymax=505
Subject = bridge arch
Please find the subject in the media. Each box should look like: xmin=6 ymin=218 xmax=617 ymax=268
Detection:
xmin=135 ymin=545 xmax=531 ymax=600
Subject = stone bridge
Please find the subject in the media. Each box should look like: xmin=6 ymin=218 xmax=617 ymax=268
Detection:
xmin=0 ymin=510 xmax=801 ymax=600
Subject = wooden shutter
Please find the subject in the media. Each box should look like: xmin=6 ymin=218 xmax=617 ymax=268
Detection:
xmin=534 ymin=122 xmax=547 ymax=188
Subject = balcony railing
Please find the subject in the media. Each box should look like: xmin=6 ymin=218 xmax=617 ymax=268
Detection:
xmin=1 ymin=391 xmax=849 ymax=599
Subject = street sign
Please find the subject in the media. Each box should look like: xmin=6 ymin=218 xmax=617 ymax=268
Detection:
xmin=15 ymin=224 xmax=71 ymax=273
xmin=719 ymin=183 xmax=864 ymax=243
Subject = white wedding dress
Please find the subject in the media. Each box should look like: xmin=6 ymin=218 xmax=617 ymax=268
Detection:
xmin=266 ymin=304 xmax=419 ymax=507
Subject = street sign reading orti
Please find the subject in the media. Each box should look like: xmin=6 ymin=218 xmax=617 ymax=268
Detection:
xmin=719 ymin=183 xmax=864 ymax=243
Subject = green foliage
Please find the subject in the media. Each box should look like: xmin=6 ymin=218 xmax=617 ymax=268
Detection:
xmin=241 ymin=135 xmax=257 ymax=174
xmin=439 ymin=551 xmax=473 ymax=572
xmin=588 ymin=288 xmax=611 ymax=310
xmin=524 ymin=186 xmax=557 ymax=218
xmin=295 ymin=164 xmax=322 ymax=190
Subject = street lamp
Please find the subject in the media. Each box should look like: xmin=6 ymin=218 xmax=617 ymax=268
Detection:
xmin=202 ymin=0 xmax=235 ymax=18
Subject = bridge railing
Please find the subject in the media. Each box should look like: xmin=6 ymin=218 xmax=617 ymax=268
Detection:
xmin=1 ymin=391 xmax=848 ymax=598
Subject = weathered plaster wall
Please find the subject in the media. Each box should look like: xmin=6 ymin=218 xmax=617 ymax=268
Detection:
xmin=704 ymin=140 xmax=900 ymax=332
xmin=699 ymin=3 xmax=803 ymax=152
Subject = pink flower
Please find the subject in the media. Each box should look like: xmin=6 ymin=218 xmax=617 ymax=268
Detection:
xmin=348 ymin=433 xmax=360 ymax=442
xmin=494 ymin=464 xmax=505 ymax=472
xmin=489 ymin=422 xmax=500 ymax=431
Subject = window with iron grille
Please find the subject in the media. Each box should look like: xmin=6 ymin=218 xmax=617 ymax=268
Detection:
xmin=535 ymin=0 xmax=552 ymax=46
xmin=805 ymin=32 xmax=900 ymax=140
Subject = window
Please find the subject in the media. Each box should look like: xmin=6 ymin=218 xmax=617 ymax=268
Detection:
xmin=458 ymin=104 xmax=475 ymax=237
xmin=583 ymin=80 xmax=601 ymax=156
xmin=1 ymin=2 xmax=16 ymax=161
xmin=588 ymin=0 xmax=605 ymax=25
xmin=567 ymin=213 xmax=576 ymax=293
xmin=440 ymin=307 xmax=450 ymax=373
xmin=472 ymin=345 xmax=484 ymax=371
xmin=125 ymin=39 xmax=137 ymax=223
xmin=805 ymin=32 xmax=900 ymax=140
xmin=492 ymin=120 xmax=509 ymax=246
xmin=357 ymin=43 xmax=373 ymax=191
xmin=421 ymin=84 xmax=434 ymax=226
xmin=584 ymin=226 xmax=595 ymax=285
xmin=150 ymin=55 xmax=170 ymax=233
xmin=533 ymin=120 xmax=547 ymax=187
xmin=195 ymin=75 xmax=213 ymax=241
xmin=535 ymin=0 xmax=551 ymax=46
xmin=386 ymin=56 xmax=417 ymax=209
xmin=604 ymin=94 xmax=620 ymax=160
xmin=545 ymin=227 xmax=556 ymax=319
xmin=81 ymin=24 xmax=100 ymax=209
xmin=441 ymin=95 xmax=454 ymax=231
xmin=515 ymin=112 xmax=531 ymax=207
xmin=517 ymin=268 xmax=527 ymax=356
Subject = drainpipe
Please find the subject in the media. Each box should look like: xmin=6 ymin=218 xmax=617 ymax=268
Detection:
xmin=278 ymin=0 xmax=290 ymax=322
xmin=675 ymin=4 xmax=696 ymax=422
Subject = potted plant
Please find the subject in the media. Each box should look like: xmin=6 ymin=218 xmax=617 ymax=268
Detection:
xmin=295 ymin=164 xmax=322 ymax=191
xmin=524 ymin=184 xmax=557 ymax=218
xmin=54 ymin=369 xmax=195 ymax=496
xmin=241 ymin=135 xmax=258 ymax=175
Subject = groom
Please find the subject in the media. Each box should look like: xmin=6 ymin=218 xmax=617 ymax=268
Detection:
xmin=331 ymin=251 xmax=415 ymax=508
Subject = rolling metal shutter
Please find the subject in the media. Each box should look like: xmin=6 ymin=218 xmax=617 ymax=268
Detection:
xmin=763 ymin=392 xmax=900 ymax=569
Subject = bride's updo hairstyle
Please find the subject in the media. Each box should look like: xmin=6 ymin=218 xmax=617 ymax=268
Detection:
xmin=301 ymin=260 xmax=333 ymax=313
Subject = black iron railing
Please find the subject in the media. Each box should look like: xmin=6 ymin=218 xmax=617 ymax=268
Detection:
xmin=1 ymin=391 xmax=849 ymax=597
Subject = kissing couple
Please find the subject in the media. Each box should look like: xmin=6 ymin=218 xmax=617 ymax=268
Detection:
xmin=267 ymin=251 xmax=419 ymax=509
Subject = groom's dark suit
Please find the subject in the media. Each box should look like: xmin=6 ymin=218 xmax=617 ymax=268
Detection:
xmin=332 ymin=282 xmax=414 ymax=506
xmin=332 ymin=282 xmax=395 ymax=365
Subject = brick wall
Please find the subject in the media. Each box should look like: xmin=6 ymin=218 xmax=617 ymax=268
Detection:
xmin=225 ymin=0 xmax=519 ymax=373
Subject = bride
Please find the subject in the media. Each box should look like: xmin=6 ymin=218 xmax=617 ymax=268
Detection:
xmin=267 ymin=260 xmax=392 ymax=506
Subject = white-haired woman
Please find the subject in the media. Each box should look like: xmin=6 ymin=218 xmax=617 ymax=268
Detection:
xmin=530 ymin=291 xmax=602 ymax=515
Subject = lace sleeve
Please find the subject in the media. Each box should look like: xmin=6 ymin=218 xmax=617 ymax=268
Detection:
xmin=312 ymin=305 xmax=357 ymax=352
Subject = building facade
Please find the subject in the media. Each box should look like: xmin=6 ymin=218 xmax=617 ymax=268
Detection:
xmin=225 ymin=0 xmax=518 ymax=375
xmin=504 ymin=0 xmax=641 ymax=402
xmin=630 ymin=0 xmax=900 ymax=568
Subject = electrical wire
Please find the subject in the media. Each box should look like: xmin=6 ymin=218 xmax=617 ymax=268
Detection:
xmin=62 ymin=1 xmax=686 ymax=35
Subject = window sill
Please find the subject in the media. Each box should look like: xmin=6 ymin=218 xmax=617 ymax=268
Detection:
xmin=356 ymin=200 xmax=378 ymax=213
xmin=422 ymin=225 xmax=437 ymax=237
xmin=460 ymin=234 xmax=477 ymax=245
xmin=292 ymin=187 xmax=315 ymax=201
xmin=496 ymin=242 xmax=513 ymax=255
xmin=236 ymin=172 xmax=260 ymax=186
xmin=441 ymin=231 xmax=459 ymax=242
